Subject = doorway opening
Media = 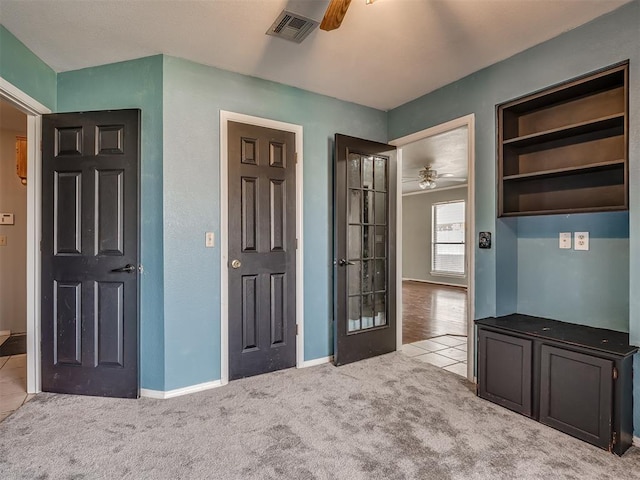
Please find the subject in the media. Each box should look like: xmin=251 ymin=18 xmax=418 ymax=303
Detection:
xmin=0 ymin=99 xmax=29 ymax=420
xmin=390 ymin=114 xmax=476 ymax=382
xmin=0 ymin=78 xmax=52 ymax=400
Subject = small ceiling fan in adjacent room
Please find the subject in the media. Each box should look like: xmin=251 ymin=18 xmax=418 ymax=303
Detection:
xmin=320 ymin=0 xmax=376 ymax=31
xmin=403 ymin=165 xmax=467 ymax=190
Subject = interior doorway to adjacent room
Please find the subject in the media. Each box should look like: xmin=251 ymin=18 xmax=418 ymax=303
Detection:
xmin=0 ymin=98 xmax=31 ymax=420
xmin=391 ymin=115 xmax=475 ymax=381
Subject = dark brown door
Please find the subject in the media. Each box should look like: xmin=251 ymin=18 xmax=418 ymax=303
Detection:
xmin=228 ymin=121 xmax=296 ymax=380
xmin=41 ymin=109 xmax=140 ymax=398
xmin=334 ymin=134 xmax=397 ymax=365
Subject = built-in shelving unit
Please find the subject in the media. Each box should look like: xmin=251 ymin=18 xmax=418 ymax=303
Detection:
xmin=497 ymin=62 xmax=629 ymax=217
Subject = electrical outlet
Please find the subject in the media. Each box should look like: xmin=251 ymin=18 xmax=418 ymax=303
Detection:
xmin=0 ymin=235 xmax=6 ymax=246
xmin=205 ymin=232 xmax=215 ymax=248
xmin=559 ymin=232 xmax=571 ymax=249
xmin=575 ymin=232 xmax=589 ymax=251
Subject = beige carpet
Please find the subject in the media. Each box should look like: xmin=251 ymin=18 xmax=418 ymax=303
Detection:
xmin=1 ymin=352 xmax=639 ymax=479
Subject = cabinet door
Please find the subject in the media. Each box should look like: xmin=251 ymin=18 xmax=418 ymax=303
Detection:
xmin=540 ymin=345 xmax=612 ymax=450
xmin=478 ymin=329 xmax=532 ymax=416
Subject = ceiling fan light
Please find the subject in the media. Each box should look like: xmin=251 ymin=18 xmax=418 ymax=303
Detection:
xmin=418 ymin=179 xmax=429 ymax=190
xmin=365 ymin=0 xmax=375 ymax=4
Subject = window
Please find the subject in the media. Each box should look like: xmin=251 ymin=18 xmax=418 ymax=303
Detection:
xmin=431 ymin=200 xmax=465 ymax=276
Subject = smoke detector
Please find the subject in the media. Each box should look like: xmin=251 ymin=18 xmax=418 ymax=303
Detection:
xmin=266 ymin=10 xmax=319 ymax=43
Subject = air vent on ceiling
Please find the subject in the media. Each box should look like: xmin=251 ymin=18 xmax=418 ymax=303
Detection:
xmin=266 ymin=10 xmax=319 ymax=43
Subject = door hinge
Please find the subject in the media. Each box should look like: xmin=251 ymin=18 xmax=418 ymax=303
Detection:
xmin=295 ymin=152 xmax=298 ymax=164
xmin=612 ymin=431 xmax=617 ymax=447
xmin=296 ymin=324 xmax=300 ymax=335
xmin=613 ymin=367 xmax=618 ymax=380
xmin=295 ymin=238 xmax=298 ymax=249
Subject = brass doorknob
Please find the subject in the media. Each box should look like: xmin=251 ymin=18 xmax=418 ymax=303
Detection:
xmin=231 ymin=259 xmax=242 ymax=269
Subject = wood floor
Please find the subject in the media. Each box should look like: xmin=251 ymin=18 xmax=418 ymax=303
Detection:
xmin=402 ymin=281 xmax=467 ymax=344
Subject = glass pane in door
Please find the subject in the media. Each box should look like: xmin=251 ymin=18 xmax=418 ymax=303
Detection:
xmin=345 ymin=152 xmax=388 ymax=334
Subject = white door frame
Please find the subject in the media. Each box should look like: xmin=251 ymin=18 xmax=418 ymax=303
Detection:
xmin=390 ymin=113 xmax=476 ymax=382
xmin=219 ymin=111 xmax=304 ymax=385
xmin=0 ymin=78 xmax=51 ymax=394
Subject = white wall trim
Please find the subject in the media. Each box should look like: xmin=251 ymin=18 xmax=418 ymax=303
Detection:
xmin=402 ymin=278 xmax=468 ymax=289
xmin=402 ymin=184 xmax=468 ymax=197
xmin=0 ymin=77 xmax=51 ymax=395
xmin=219 ymin=111 xmax=304 ymax=386
xmin=299 ymin=356 xmax=333 ymax=368
xmin=140 ymin=380 xmax=223 ymax=400
xmin=390 ymin=113 xmax=476 ymax=383
xmin=633 ymin=436 xmax=640 ymax=447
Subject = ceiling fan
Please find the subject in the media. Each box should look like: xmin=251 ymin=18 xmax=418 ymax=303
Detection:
xmin=320 ymin=0 xmax=375 ymax=32
xmin=403 ymin=165 xmax=467 ymax=190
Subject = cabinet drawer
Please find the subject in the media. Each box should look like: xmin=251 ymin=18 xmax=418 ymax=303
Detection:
xmin=478 ymin=329 xmax=532 ymax=416
xmin=539 ymin=345 xmax=613 ymax=450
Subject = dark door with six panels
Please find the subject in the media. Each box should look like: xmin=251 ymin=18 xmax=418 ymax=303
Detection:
xmin=41 ymin=109 xmax=140 ymax=398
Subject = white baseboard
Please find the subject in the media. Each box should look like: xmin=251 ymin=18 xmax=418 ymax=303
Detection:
xmin=402 ymin=278 xmax=467 ymax=289
xmin=634 ymin=436 xmax=640 ymax=447
xmin=0 ymin=330 xmax=11 ymax=336
xmin=300 ymin=356 xmax=333 ymax=368
xmin=140 ymin=380 xmax=223 ymax=399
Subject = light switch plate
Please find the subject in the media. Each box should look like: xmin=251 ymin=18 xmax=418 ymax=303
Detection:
xmin=205 ymin=232 xmax=215 ymax=248
xmin=575 ymin=232 xmax=589 ymax=251
xmin=559 ymin=232 xmax=571 ymax=249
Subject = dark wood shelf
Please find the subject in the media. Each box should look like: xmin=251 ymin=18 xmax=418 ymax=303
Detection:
xmin=500 ymin=205 xmax=627 ymax=218
xmin=502 ymin=113 xmax=623 ymax=148
xmin=502 ymin=159 xmax=624 ymax=182
xmin=497 ymin=62 xmax=628 ymax=217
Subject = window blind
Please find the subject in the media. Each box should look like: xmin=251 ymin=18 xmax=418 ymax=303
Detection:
xmin=432 ymin=201 xmax=465 ymax=275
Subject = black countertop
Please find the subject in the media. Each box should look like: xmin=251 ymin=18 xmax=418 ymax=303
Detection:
xmin=476 ymin=314 xmax=638 ymax=357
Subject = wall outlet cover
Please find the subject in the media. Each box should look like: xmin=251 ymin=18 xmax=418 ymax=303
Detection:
xmin=575 ymin=231 xmax=589 ymax=251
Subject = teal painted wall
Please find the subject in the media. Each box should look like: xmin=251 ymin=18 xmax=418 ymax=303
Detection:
xmin=516 ymin=213 xmax=629 ymax=332
xmin=0 ymin=25 xmax=56 ymax=109
xmin=161 ymin=55 xmax=387 ymax=390
xmin=57 ymin=56 xmax=165 ymax=390
xmin=389 ymin=1 xmax=640 ymax=434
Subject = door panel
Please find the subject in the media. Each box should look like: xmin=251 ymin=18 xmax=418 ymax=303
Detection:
xmin=228 ymin=121 xmax=296 ymax=380
xmin=539 ymin=345 xmax=612 ymax=449
xmin=334 ymin=134 xmax=397 ymax=365
xmin=42 ymin=109 xmax=139 ymax=398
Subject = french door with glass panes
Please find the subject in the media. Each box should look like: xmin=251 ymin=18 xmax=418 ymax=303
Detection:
xmin=334 ymin=134 xmax=397 ymax=366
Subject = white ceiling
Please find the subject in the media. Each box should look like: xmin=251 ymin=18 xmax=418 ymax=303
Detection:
xmin=0 ymin=0 xmax=630 ymax=111
xmin=401 ymin=125 xmax=468 ymax=194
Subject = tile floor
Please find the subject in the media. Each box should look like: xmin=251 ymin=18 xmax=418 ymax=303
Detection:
xmin=0 ymin=335 xmax=32 ymax=423
xmin=400 ymin=334 xmax=468 ymax=378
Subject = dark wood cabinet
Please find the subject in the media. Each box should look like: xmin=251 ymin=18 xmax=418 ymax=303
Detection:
xmin=497 ymin=62 xmax=629 ymax=217
xmin=478 ymin=329 xmax=532 ymax=416
xmin=539 ymin=345 xmax=613 ymax=450
xmin=476 ymin=315 xmax=637 ymax=455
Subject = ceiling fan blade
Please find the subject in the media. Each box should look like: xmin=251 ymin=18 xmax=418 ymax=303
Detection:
xmin=441 ymin=177 xmax=468 ymax=182
xmin=320 ymin=0 xmax=352 ymax=31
